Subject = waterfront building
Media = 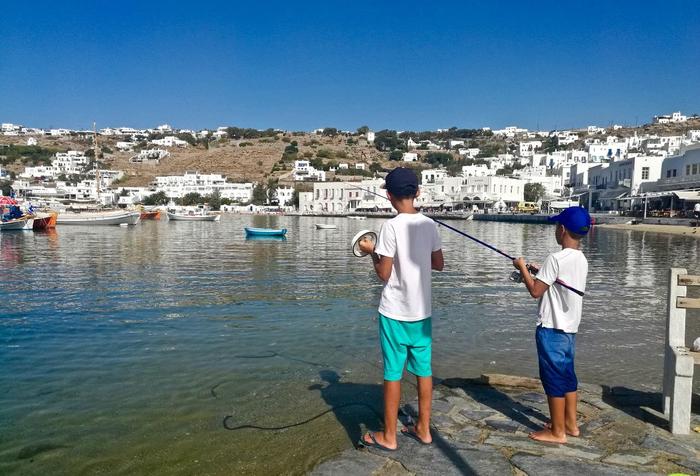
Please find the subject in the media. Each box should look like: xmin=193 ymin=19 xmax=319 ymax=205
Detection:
xmin=461 ymin=176 xmax=524 ymax=208
xmin=276 ymin=186 xmax=294 ymax=206
xmin=153 ymin=172 xmax=253 ymax=202
xmin=307 ymin=179 xmax=385 ymax=213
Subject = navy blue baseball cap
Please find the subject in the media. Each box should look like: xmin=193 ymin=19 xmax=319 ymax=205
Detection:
xmin=548 ymin=206 xmax=591 ymax=235
xmin=382 ymin=167 xmax=418 ymax=197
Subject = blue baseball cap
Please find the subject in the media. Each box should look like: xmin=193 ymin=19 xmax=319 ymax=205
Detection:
xmin=382 ymin=167 xmax=418 ymax=197
xmin=548 ymin=206 xmax=591 ymax=235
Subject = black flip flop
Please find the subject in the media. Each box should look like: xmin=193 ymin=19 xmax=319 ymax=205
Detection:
xmin=401 ymin=426 xmax=432 ymax=445
xmin=357 ymin=432 xmax=397 ymax=451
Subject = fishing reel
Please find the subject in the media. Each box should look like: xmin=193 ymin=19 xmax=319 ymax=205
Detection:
xmin=509 ymin=264 xmax=539 ymax=283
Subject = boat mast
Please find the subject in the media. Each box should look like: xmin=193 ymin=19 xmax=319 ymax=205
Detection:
xmin=93 ymin=122 xmax=101 ymax=203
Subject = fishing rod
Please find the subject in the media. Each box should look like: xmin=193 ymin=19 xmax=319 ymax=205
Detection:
xmin=347 ymin=183 xmax=584 ymax=297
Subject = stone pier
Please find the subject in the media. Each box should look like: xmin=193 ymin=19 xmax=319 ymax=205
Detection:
xmin=310 ymin=374 xmax=700 ymax=476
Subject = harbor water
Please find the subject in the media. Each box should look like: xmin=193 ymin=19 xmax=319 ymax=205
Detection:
xmin=1 ymin=215 xmax=699 ymax=475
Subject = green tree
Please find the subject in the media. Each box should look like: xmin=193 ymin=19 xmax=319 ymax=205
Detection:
xmin=0 ymin=179 xmax=12 ymax=196
xmin=524 ymin=183 xmax=546 ymax=202
xmin=291 ymin=189 xmax=300 ymax=208
xmin=179 ymin=192 xmax=204 ymax=206
xmin=251 ymin=183 xmax=267 ymax=205
xmin=322 ymin=128 xmax=338 ymax=136
xmin=143 ymin=191 xmax=169 ymax=206
xmin=266 ymin=179 xmax=278 ymax=204
xmin=424 ymin=152 xmax=454 ymax=167
xmin=356 ymin=125 xmax=369 ymax=135
xmin=389 ymin=150 xmax=403 ymax=161
xmin=208 ymin=189 xmax=222 ymax=210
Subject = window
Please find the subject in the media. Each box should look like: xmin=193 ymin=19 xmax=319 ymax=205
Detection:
xmin=673 ymin=169 xmax=677 ymax=177
xmin=642 ymin=167 xmax=649 ymax=180
xmin=693 ymin=164 xmax=698 ymax=175
xmin=667 ymin=170 xmax=671 ymax=178
xmin=687 ymin=165 xmax=691 ymax=176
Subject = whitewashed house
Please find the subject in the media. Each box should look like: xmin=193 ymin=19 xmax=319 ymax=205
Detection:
xmin=402 ymin=152 xmax=418 ymax=162
xmin=293 ymin=160 xmax=326 ymax=182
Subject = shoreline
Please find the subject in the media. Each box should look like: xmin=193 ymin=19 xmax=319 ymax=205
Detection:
xmin=596 ymin=222 xmax=700 ymax=237
xmin=311 ymin=373 xmax=700 ymax=476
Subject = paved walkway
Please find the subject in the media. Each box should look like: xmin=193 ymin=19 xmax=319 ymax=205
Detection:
xmin=310 ymin=374 xmax=700 ymax=476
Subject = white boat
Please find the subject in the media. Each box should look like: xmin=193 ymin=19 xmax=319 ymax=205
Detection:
xmin=166 ymin=208 xmax=220 ymax=221
xmin=347 ymin=216 xmax=366 ymax=220
xmin=56 ymin=210 xmax=141 ymax=226
xmin=0 ymin=216 xmax=34 ymax=231
xmin=315 ymin=223 xmax=337 ymax=229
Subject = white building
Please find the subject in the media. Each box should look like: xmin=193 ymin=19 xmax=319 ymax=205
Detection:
xmin=366 ymin=131 xmax=375 ymax=144
xmin=461 ymin=176 xmax=524 ymax=205
xmin=309 ymin=179 xmax=386 ymax=213
xmin=150 ymin=136 xmax=188 ymax=148
xmin=116 ymin=141 xmax=134 ymax=151
xmin=130 ymin=149 xmax=169 ymax=164
xmin=458 ymin=147 xmax=480 ymax=158
xmin=587 ymin=126 xmax=606 ymax=135
xmin=461 ymin=164 xmax=492 ymax=177
xmin=26 ymin=137 xmax=38 ymax=146
xmin=588 ymin=141 xmax=628 ymax=162
xmin=421 ymin=169 xmax=447 ymax=184
xmin=276 ymin=186 xmax=295 ymax=206
xmin=519 ymin=141 xmax=542 ymax=157
xmin=154 ymin=172 xmax=253 ymax=202
xmin=293 ymin=160 xmax=326 ymax=182
xmin=402 ymin=152 xmax=418 ymax=162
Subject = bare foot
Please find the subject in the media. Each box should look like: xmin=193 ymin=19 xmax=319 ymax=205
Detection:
xmin=544 ymin=422 xmax=580 ymax=437
xmin=528 ymin=428 xmax=567 ymax=444
xmin=361 ymin=431 xmax=397 ymax=450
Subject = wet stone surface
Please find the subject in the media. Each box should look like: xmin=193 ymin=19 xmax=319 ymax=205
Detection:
xmin=309 ymin=374 xmax=700 ymax=475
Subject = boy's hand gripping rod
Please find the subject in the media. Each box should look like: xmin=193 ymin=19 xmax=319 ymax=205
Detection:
xmin=348 ymin=184 xmax=584 ymax=297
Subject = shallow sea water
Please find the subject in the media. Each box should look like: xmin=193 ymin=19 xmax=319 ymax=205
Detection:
xmin=1 ymin=215 xmax=698 ymax=474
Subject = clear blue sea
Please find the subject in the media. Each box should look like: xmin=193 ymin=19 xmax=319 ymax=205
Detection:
xmin=1 ymin=215 xmax=698 ymax=474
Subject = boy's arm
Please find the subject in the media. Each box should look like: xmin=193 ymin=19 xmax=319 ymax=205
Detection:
xmin=513 ymin=257 xmax=549 ymax=298
xmin=431 ymin=249 xmax=444 ymax=271
xmin=358 ymin=238 xmax=393 ymax=282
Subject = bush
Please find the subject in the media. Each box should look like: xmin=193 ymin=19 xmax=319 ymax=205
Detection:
xmin=389 ymin=150 xmax=403 ymax=161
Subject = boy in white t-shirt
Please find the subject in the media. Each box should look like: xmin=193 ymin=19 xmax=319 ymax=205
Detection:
xmin=513 ymin=206 xmax=590 ymax=444
xmin=357 ymin=167 xmax=444 ymax=451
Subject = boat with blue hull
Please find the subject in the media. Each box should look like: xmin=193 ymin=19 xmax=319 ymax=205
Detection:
xmin=244 ymin=227 xmax=287 ymax=237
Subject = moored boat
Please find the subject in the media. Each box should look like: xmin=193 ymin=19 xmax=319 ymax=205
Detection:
xmin=32 ymin=211 xmax=58 ymax=230
xmin=0 ymin=216 xmax=34 ymax=231
xmin=347 ymin=215 xmax=366 ymax=220
xmin=245 ymin=227 xmax=287 ymax=237
xmin=166 ymin=211 xmax=219 ymax=221
xmin=140 ymin=210 xmax=161 ymax=220
xmin=56 ymin=210 xmax=141 ymax=226
xmin=315 ymin=224 xmax=337 ymax=229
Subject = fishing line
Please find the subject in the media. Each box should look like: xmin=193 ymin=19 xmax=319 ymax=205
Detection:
xmin=222 ymin=402 xmax=383 ymax=431
xmin=348 ymin=184 xmax=584 ymax=297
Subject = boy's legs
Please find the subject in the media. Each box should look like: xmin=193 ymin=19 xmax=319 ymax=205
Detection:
xmin=360 ymin=379 xmax=400 ymax=449
xmin=531 ymin=396 xmax=567 ymax=443
xmin=403 ymin=318 xmax=433 ymax=443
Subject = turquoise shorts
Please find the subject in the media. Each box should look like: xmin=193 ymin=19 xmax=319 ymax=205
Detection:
xmin=378 ymin=313 xmax=432 ymax=381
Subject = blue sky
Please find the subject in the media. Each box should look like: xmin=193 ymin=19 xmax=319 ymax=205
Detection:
xmin=2 ymin=1 xmax=699 ymax=132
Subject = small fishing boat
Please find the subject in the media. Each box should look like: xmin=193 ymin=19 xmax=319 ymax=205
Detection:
xmin=139 ymin=210 xmax=161 ymax=220
xmin=167 ymin=211 xmax=219 ymax=221
xmin=57 ymin=210 xmax=141 ymax=226
xmin=32 ymin=211 xmax=58 ymax=230
xmin=0 ymin=216 xmax=34 ymax=231
xmin=245 ymin=227 xmax=287 ymax=237
xmin=315 ymin=224 xmax=337 ymax=229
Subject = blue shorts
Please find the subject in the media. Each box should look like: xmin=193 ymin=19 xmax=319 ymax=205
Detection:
xmin=378 ymin=314 xmax=432 ymax=381
xmin=536 ymin=326 xmax=577 ymax=397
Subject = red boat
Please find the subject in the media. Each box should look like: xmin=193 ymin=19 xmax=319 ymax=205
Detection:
xmin=32 ymin=211 xmax=58 ymax=230
xmin=140 ymin=210 xmax=161 ymax=220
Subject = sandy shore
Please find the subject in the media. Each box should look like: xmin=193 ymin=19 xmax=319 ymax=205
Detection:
xmin=597 ymin=223 xmax=700 ymax=237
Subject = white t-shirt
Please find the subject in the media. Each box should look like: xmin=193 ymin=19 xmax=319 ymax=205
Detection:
xmin=694 ymin=203 xmax=700 ymax=212
xmin=535 ymin=248 xmax=588 ymax=333
xmin=374 ymin=213 xmax=442 ymax=322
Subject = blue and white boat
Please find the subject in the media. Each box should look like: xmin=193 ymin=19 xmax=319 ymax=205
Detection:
xmin=244 ymin=227 xmax=287 ymax=237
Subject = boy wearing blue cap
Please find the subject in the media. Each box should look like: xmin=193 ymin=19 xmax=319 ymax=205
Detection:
xmin=513 ymin=206 xmax=590 ymax=444
xmin=357 ymin=167 xmax=444 ymax=450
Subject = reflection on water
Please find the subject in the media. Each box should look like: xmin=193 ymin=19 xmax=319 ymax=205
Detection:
xmin=1 ymin=216 xmax=699 ymax=475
